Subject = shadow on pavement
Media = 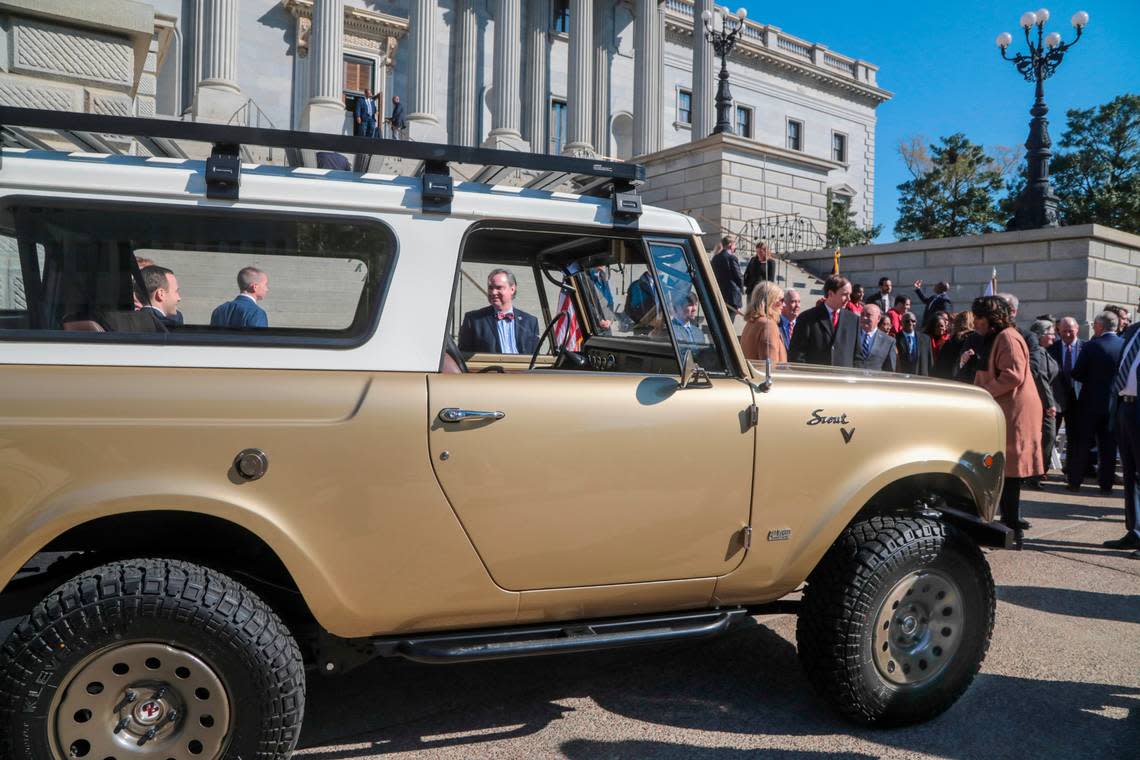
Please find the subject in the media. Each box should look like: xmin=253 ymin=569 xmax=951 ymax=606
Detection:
xmin=561 ymin=740 xmax=875 ymax=759
xmin=296 ymin=620 xmax=1140 ymax=759
xmin=998 ymin=584 xmax=1140 ymax=625
xmin=1025 ymin=536 xmax=1139 ymax=559
xmin=1019 ymin=493 xmax=1123 ymax=523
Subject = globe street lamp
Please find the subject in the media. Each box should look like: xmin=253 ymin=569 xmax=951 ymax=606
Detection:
xmin=702 ymin=7 xmax=748 ymax=135
xmin=996 ymin=8 xmax=1089 ymax=230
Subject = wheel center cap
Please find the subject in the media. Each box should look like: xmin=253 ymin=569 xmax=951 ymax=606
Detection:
xmin=133 ymin=699 xmax=165 ymax=726
xmin=900 ymin=615 xmax=918 ymax=636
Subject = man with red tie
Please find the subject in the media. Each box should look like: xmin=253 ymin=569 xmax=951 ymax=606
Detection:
xmin=458 ymin=268 xmax=540 ymax=354
xmin=787 ymin=275 xmax=858 ymax=367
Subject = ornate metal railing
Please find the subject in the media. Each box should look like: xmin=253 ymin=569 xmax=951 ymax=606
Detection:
xmin=739 ymin=213 xmax=827 ymax=257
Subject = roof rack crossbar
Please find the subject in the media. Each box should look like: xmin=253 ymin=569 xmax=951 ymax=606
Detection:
xmin=0 ymin=107 xmax=644 ymax=184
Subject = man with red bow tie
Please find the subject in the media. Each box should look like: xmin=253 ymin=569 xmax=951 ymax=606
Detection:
xmin=458 ymin=268 xmax=540 ymax=354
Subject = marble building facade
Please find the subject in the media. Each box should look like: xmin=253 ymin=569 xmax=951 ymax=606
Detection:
xmin=0 ymin=0 xmax=891 ymax=233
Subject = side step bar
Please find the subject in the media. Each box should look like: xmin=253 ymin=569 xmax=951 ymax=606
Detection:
xmin=384 ymin=608 xmax=747 ymax=664
xmin=312 ymin=608 xmax=749 ymax=672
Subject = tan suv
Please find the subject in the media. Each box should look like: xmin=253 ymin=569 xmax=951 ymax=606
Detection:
xmin=0 ymin=108 xmax=1009 ymax=759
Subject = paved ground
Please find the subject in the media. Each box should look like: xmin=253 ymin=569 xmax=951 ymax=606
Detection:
xmin=295 ymin=481 xmax=1140 ymax=759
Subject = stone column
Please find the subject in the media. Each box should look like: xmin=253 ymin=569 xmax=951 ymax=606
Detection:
xmin=691 ymin=0 xmax=714 ymax=139
xmin=302 ymin=0 xmax=346 ymax=133
xmin=632 ymin=0 xmax=661 ymax=156
xmin=562 ymin=0 xmax=594 ymax=156
xmin=656 ymin=1 xmax=665 ymax=149
xmin=592 ymin=2 xmax=610 ymax=156
xmin=407 ymin=0 xmax=445 ymax=141
xmin=485 ymin=0 xmax=527 ymax=150
xmin=523 ymin=0 xmax=550 ymax=151
xmin=192 ymin=0 xmax=244 ymax=121
xmin=452 ymin=0 xmax=478 ymax=146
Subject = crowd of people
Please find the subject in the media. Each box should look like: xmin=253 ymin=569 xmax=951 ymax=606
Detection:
xmin=713 ymin=234 xmax=1140 ymax=555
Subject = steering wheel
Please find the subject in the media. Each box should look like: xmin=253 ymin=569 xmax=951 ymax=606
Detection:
xmin=528 ymin=311 xmax=569 ymax=371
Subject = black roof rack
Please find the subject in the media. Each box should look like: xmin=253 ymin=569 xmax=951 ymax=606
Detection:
xmin=0 ymin=107 xmax=645 ymax=218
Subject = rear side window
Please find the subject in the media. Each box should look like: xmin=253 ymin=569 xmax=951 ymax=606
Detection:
xmin=1 ymin=203 xmax=396 ymax=347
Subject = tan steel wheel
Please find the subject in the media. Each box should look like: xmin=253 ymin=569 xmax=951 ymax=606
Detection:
xmin=49 ymin=641 xmax=230 ymax=760
xmin=871 ymin=569 xmax=965 ymax=686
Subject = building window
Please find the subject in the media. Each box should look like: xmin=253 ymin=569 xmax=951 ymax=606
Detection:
xmin=832 ymin=132 xmax=848 ymax=163
xmin=550 ymin=99 xmax=568 ymax=153
xmin=343 ymin=54 xmax=376 ymax=113
xmin=677 ymin=89 xmax=692 ymax=125
xmin=552 ymin=0 xmax=570 ymax=33
xmin=786 ymin=119 xmax=803 ymax=151
xmin=734 ymin=106 xmax=752 ymax=138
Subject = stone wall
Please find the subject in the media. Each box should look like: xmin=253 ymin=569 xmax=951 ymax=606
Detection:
xmin=784 ymin=225 xmax=1140 ymax=334
xmin=640 ymin=131 xmax=842 ymax=252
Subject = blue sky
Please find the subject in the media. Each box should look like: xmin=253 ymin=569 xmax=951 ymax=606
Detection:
xmin=736 ymin=1 xmax=1140 ymax=241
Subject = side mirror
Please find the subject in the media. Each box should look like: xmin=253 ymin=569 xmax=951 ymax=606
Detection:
xmin=679 ymin=350 xmax=711 ymax=389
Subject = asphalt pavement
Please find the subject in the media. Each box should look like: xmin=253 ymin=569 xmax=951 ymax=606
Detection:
xmin=294 ymin=480 xmax=1140 ymax=760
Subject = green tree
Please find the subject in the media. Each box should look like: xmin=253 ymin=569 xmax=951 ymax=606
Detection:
xmin=1050 ymin=93 xmax=1140 ymax=233
xmin=894 ymin=133 xmax=1006 ymax=240
xmin=826 ymin=189 xmax=882 ymax=247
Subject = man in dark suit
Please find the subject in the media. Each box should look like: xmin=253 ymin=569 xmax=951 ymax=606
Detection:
xmin=210 ymin=266 xmax=269 ymax=328
xmin=139 ymin=265 xmax=183 ymax=329
xmin=389 ymin=95 xmax=407 ymax=139
xmin=913 ymin=279 xmax=953 ymax=329
xmin=353 ymin=87 xmax=379 ymax=137
xmin=710 ymin=235 xmax=743 ymax=325
xmin=853 ymin=304 xmax=896 ymax=372
xmin=870 ymin=277 xmax=893 ymax=314
xmin=778 ymin=288 xmax=800 ymax=349
xmin=458 ymin=268 xmax=540 ymax=354
xmin=1069 ymin=311 xmax=1124 ymax=494
xmin=787 ymin=275 xmax=857 ymax=367
xmin=1107 ymin=317 xmax=1140 ymax=553
xmin=895 ymin=311 xmax=933 ymax=375
xmin=1049 ymin=316 xmax=1084 ymax=478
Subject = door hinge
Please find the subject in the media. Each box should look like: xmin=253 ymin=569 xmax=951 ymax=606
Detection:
xmin=740 ymin=526 xmax=752 ymax=550
xmin=747 ymin=404 xmax=759 ymax=429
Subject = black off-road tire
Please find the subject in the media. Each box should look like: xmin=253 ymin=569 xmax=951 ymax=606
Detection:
xmin=0 ymin=558 xmax=306 ymax=759
xmin=795 ymin=516 xmax=995 ymax=727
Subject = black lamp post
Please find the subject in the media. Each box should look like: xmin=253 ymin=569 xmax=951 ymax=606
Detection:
xmin=996 ymin=8 xmax=1088 ymax=230
xmin=702 ymin=7 xmax=748 ymax=136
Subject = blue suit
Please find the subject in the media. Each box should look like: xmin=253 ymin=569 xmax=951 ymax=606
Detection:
xmin=210 ymin=295 xmax=268 ymax=329
xmin=1069 ymin=331 xmax=1123 ymax=491
xmin=353 ymin=95 xmax=378 ymax=137
xmin=458 ymin=305 xmax=539 ymax=355
xmin=1111 ymin=322 xmax=1140 ymax=543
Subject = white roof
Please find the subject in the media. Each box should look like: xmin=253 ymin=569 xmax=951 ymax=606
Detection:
xmin=0 ymin=149 xmax=700 ymax=236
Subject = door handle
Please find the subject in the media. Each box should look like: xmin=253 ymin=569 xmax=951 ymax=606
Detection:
xmin=438 ymin=407 xmax=506 ymax=423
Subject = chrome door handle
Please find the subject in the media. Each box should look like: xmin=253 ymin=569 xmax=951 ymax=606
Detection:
xmin=438 ymin=408 xmax=506 ymax=423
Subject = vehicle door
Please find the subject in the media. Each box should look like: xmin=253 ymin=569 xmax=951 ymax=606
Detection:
xmin=428 ymin=229 xmax=755 ymax=591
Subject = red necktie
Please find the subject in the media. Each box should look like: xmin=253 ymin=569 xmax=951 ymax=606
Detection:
xmin=831 ymin=309 xmax=839 ymax=329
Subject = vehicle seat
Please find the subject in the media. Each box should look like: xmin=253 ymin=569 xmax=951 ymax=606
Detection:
xmin=62 ymin=319 xmax=105 ymax=332
xmin=442 ymin=335 xmax=468 ymax=373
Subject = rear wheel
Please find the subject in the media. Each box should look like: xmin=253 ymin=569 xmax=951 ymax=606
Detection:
xmin=796 ymin=516 xmax=995 ymax=726
xmin=0 ymin=558 xmax=305 ymax=759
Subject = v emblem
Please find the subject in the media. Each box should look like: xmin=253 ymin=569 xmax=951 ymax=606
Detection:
xmin=841 ymin=427 xmax=855 ymax=444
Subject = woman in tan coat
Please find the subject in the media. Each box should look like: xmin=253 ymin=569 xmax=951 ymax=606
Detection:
xmin=970 ymin=296 xmax=1043 ymax=547
xmin=740 ymin=281 xmax=787 ymax=363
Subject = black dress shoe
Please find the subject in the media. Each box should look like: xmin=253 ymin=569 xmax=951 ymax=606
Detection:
xmin=1100 ymin=486 xmax=1114 ymax=495
xmin=1026 ymin=480 xmax=1044 ymax=491
xmin=1103 ymin=535 xmax=1140 ymax=550
xmin=1064 ymin=484 xmax=1082 ymax=493
xmin=1017 ymin=519 xmax=1031 ymax=530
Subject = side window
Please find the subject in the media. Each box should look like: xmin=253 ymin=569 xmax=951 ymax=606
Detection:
xmin=1 ymin=204 xmax=395 ymax=345
xmin=0 ymin=234 xmax=31 ymax=330
xmin=448 ymin=227 xmax=733 ymax=377
xmin=646 ymin=240 xmax=728 ymax=375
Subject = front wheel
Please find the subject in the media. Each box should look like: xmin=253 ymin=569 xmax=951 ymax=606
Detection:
xmin=0 ymin=558 xmax=305 ymax=759
xmin=796 ymin=516 xmax=995 ymax=726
